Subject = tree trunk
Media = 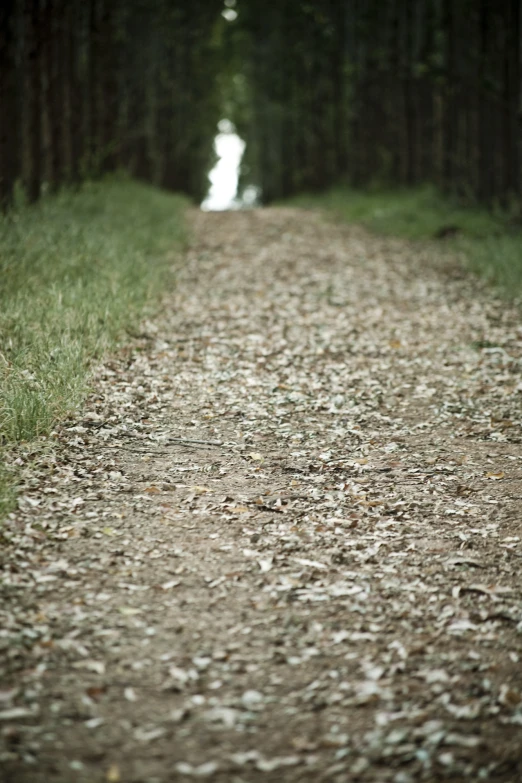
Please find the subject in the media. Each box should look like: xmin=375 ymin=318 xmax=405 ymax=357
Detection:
xmin=44 ymin=0 xmax=65 ymax=191
xmin=98 ymin=0 xmax=119 ymax=172
xmin=503 ymin=0 xmax=521 ymax=199
xmin=0 ymin=0 xmax=19 ymax=210
xmin=68 ymin=0 xmax=84 ymax=184
xmin=87 ymin=0 xmax=100 ymax=174
xmin=25 ymin=0 xmax=43 ymax=203
xmin=478 ymin=0 xmax=494 ymax=202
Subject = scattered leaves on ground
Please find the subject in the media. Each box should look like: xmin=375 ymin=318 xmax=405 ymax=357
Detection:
xmin=1 ymin=209 xmax=522 ymax=782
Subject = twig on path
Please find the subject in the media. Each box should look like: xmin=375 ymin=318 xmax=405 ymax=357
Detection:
xmin=120 ymin=436 xmax=227 ymax=452
xmin=119 ymin=448 xmax=169 ymax=454
xmin=167 ymin=437 xmax=224 ymax=447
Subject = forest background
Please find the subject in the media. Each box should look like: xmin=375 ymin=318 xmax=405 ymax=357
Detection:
xmin=2 ymin=0 xmax=522 ymax=208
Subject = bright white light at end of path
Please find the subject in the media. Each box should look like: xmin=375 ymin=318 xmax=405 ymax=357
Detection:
xmin=201 ymin=122 xmax=245 ymax=211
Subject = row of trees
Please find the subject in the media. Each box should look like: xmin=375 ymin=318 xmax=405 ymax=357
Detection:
xmin=0 ymin=0 xmax=223 ymax=210
xmin=2 ymin=1 xmax=521 ymax=212
xmin=234 ymin=0 xmax=522 ymax=207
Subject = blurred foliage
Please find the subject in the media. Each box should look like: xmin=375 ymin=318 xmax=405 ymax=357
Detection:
xmin=224 ymin=0 xmax=522 ymax=213
xmin=1 ymin=0 xmax=226 ymax=207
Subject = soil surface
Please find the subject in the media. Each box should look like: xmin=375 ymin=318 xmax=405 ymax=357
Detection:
xmin=2 ymin=208 xmax=522 ymax=783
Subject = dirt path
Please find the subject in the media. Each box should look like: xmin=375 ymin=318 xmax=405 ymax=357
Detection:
xmin=2 ymin=208 xmax=522 ymax=783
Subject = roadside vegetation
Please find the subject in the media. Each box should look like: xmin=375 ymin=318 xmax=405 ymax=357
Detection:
xmin=285 ymin=187 xmax=522 ymax=298
xmin=0 ymin=177 xmax=188 ymax=514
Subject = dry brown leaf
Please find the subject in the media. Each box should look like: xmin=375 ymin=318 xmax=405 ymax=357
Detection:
xmin=106 ymin=764 xmax=121 ymax=782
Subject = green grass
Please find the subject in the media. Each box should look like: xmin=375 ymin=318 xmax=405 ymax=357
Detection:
xmin=0 ymin=176 xmax=188 ymax=514
xmin=284 ymin=186 xmax=522 ymax=297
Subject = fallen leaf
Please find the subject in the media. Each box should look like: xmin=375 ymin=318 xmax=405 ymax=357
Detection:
xmin=0 ymin=707 xmax=38 ymax=721
xmin=106 ymin=765 xmax=121 ymax=783
xmin=72 ymin=660 xmax=106 ymax=675
xmin=499 ymin=684 xmax=521 ymax=707
xmin=134 ymin=726 xmax=166 ymax=742
xmin=159 ymin=579 xmax=181 ymax=590
xmin=256 ymin=755 xmax=300 ymax=772
xmin=293 ymin=557 xmax=328 ymax=570
xmin=174 ymin=761 xmax=220 ymax=777
xmin=0 ymin=689 xmax=19 ymax=703
xmin=86 ymin=685 xmax=107 ymax=700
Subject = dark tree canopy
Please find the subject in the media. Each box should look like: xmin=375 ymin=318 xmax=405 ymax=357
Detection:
xmin=233 ymin=0 xmax=522 ymax=208
xmin=1 ymin=0 xmax=522 ymax=211
xmin=0 ymin=0 xmax=224 ymax=209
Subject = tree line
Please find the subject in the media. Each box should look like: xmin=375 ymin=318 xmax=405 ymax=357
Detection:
xmin=234 ymin=0 xmax=522 ymax=208
xmin=0 ymin=0 xmax=223 ymax=211
xmin=2 ymin=1 xmax=521 ymax=213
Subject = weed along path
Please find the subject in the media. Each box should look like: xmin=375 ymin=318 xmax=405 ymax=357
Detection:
xmin=2 ymin=208 xmax=522 ymax=783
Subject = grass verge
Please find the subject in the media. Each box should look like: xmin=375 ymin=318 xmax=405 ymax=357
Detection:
xmin=0 ymin=176 xmax=188 ymax=515
xmin=285 ymin=186 xmax=522 ymax=298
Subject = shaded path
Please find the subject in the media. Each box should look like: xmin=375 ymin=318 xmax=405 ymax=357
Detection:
xmin=2 ymin=209 xmax=522 ymax=783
